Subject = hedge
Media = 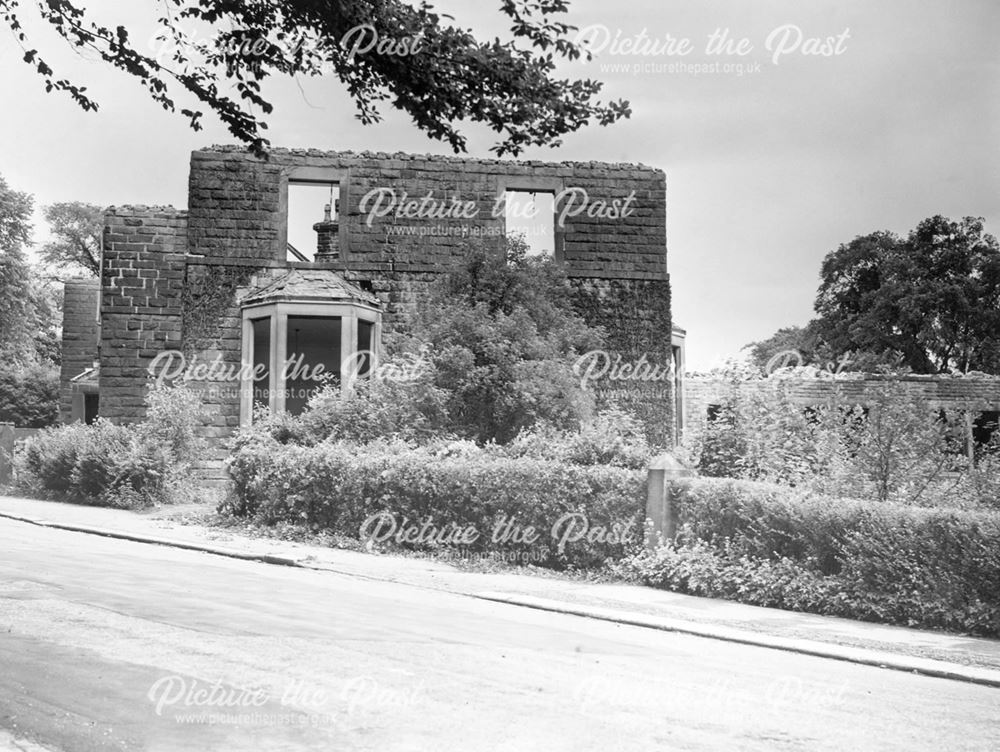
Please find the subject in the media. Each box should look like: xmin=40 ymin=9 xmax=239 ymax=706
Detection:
xmin=621 ymin=477 xmax=1000 ymax=636
xmin=13 ymin=383 xmax=204 ymax=508
xmin=224 ymin=436 xmax=647 ymax=569
xmin=15 ymin=420 xmax=174 ymax=507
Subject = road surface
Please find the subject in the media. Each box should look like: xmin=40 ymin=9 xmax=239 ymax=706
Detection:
xmin=0 ymin=517 xmax=997 ymax=751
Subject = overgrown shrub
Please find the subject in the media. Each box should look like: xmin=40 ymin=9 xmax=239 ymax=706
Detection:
xmin=619 ymin=542 xmax=842 ymax=613
xmin=618 ymin=476 xmax=1000 ymax=636
xmin=245 ymin=240 xmax=610 ymax=449
xmin=0 ymin=362 xmax=59 ymax=428
xmin=224 ymin=435 xmax=646 ymax=570
xmin=502 ymin=408 xmax=652 ymax=469
xmin=966 ymin=441 xmax=1000 ymax=510
xmin=685 ymin=373 xmax=979 ymax=506
xmin=397 ymin=239 xmax=604 ymax=443
xmin=14 ymin=381 xmax=203 ymax=508
xmin=288 ymin=366 xmax=450 ymax=446
xmin=15 ymin=421 xmax=88 ymax=497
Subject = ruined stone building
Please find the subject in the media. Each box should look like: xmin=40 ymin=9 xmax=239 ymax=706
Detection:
xmin=683 ymin=372 xmax=1000 ymax=455
xmin=59 ymin=146 xmax=680 ymax=476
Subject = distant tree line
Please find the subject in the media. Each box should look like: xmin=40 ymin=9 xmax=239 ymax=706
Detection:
xmin=0 ymin=172 xmax=102 ymax=427
xmin=746 ymin=215 xmax=1000 ymax=375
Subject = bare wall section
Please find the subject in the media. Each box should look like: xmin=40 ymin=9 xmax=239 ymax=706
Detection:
xmin=99 ymin=207 xmax=187 ymax=423
xmin=58 ymin=278 xmax=101 ymax=422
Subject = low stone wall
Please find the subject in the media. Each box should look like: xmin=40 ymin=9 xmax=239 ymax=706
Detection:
xmin=683 ymin=373 xmax=1000 ymax=432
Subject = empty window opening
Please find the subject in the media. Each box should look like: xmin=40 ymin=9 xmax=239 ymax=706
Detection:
xmin=251 ymin=317 xmax=271 ymax=410
xmin=356 ymin=319 xmax=374 ymax=378
xmin=504 ymin=190 xmax=554 ymax=257
xmin=83 ymin=394 xmax=99 ymax=425
xmin=248 ymin=315 xmax=342 ymax=417
xmin=973 ymin=411 xmax=1000 ymax=447
xmin=286 ymin=315 xmax=342 ymax=415
xmin=288 ymin=181 xmax=340 ymax=262
xmin=936 ymin=408 xmax=970 ymax=461
xmin=973 ymin=410 xmax=1000 ymax=463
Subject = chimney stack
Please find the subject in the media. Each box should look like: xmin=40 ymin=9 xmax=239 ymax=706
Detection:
xmin=313 ymin=199 xmax=340 ymax=261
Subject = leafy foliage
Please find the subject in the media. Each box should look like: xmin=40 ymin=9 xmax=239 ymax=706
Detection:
xmin=686 ymin=373 xmax=977 ymax=506
xmin=269 ymin=239 xmax=607 ymax=446
xmin=2 ymin=0 xmax=630 ymax=156
xmin=965 ymin=434 xmax=1000 ymax=510
xmin=618 ymin=477 xmax=1000 ymax=636
xmin=0 ymin=362 xmax=59 ymax=428
xmin=502 ymin=408 xmax=651 ymax=469
xmin=40 ymin=201 xmax=102 ymax=276
xmin=257 ymin=368 xmax=450 ymax=447
xmin=14 ymin=381 xmax=205 ymax=507
xmin=0 ymin=175 xmax=63 ymax=368
xmin=748 ymin=215 xmax=1000 ymax=375
xmin=814 ymin=216 xmax=1000 ymax=373
xmin=742 ymin=324 xmax=818 ymax=374
xmin=0 ymin=174 xmax=37 ymax=363
xmin=405 ymin=239 xmax=603 ymax=443
xmin=224 ymin=435 xmax=645 ymax=570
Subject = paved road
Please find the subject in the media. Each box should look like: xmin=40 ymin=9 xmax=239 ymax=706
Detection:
xmin=0 ymin=519 xmax=997 ymax=751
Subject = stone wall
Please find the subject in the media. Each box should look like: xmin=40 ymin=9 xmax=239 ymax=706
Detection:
xmin=182 ymin=146 xmax=673 ymax=450
xmin=58 ymin=278 xmax=100 ymax=422
xmin=569 ymin=277 xmax=673 ymax=446
xmin=187 ymin=146 xmax=667 ymax=279
xmin=99 ymin=206 xmax=187 ymax=423
xmin=78 ymin=146 xmax=672 ymax=477
xmin=683 ymin=374 xmax=1000 ymax=433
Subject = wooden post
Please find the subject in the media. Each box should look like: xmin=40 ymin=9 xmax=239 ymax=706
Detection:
xmin=645 ymin=453 xmax=694 ymax=550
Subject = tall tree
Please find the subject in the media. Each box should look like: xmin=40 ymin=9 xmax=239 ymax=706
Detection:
xmin=41 ymin=201 xmax=102 ymax=277
xmin=0 ymin=175 xmax=36 ymax=364
xmin=2 ymin=0 xmax=630 ymax=156
xmin=0 ymin=175 xmax=62 ymax=368
xmin=813 ymin=216 xmax=1000 ymax=373
xmin=0 ymin=174 xmax=32 ymax=251
xmin=743 ymin=324 xmax=822 ymax=374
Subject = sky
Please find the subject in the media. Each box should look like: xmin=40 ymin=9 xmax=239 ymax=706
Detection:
xmin=1 ymin=0 xmax=997 ymax=369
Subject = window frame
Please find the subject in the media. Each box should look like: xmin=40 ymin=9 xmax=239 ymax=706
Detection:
xmin=495 ymin=176 xmax=565 ymax=263
xmin=280 ymin=166 xmax=352 ymax=263
xmin=239 ymin=300 xmax=381 ymax=426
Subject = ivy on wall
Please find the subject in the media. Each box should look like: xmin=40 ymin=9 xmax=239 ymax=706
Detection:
xmin=181 ymin=263 xmax=263 ymax=355
xmin=569 ymin=277 xmax=674 ymax=448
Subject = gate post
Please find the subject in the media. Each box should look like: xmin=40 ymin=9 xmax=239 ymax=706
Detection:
xmin=645 ymin=454 xmax=693 ymax=550
xmin=0 ymin=423 xmax=14 ymax=486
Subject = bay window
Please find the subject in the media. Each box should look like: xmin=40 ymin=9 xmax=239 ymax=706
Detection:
xmin=240 ymin=300 xmax=381 ymax=425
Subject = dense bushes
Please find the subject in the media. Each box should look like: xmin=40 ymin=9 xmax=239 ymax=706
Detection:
xmin=263 ymin=363 xmax=450 ymax=446
xmin=14 ymin=382 xmax=203 ymax=507
xmin=219 ymin=240 xmax=655 ymax=569
xmin=0 ymin=362 xmax=59 ymax=428
xmin=618 ymin=477 xmax=1000 ymax=636
xmin=501 ymin=408 xmax=651 ymax=469
xmin=364 ymin=240 xmax=604 ymax=444
xmin=224 ymin=435 xmax=646 ymax=570
xmin=661 ymin=370 xmax=1000 ymax=633
xmin=683 ymin=375 xmax=997 ymax=508
xmin=246 ymin=240 xmax=614 ymax=450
